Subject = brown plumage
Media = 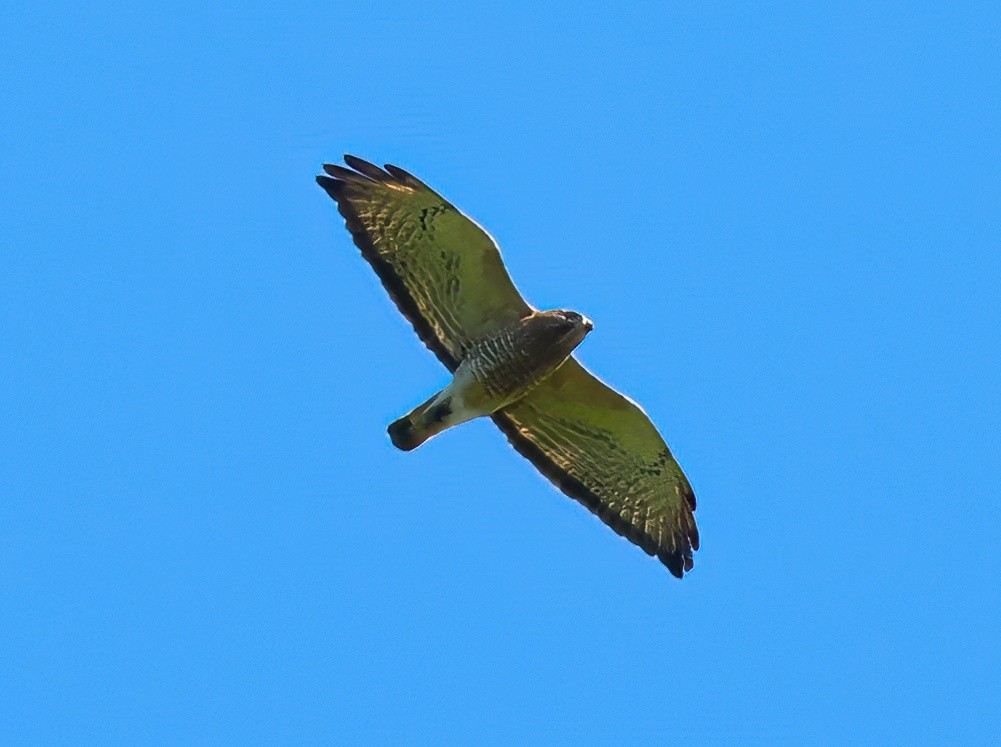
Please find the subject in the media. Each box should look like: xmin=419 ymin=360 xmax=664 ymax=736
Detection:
xmin=387 ymin=310 xmax=593 ymax=451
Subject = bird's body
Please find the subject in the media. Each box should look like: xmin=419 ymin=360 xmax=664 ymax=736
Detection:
xmin=316 ymin=156 xmax=700 ymax=577
xmin=388 ymin=309 xmax=593 ymax=450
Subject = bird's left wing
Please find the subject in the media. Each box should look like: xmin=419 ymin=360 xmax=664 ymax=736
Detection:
xmin=317 ymin=156 xmax=532 ymax=372
xmin=493 ymin=358 xmax=699 ymax=577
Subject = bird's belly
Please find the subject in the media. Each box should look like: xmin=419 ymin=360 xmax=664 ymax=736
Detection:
xmin=453 ymin=333 xmax=566 ymax=415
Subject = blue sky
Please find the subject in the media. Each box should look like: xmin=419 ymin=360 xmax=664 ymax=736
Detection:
xmin=3 ymin=2 xmax=999 ymax=743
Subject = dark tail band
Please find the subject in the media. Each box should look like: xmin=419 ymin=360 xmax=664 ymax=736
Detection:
xmin=388 ymin=417 xmax=421 ymax=451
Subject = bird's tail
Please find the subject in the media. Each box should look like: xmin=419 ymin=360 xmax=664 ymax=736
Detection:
xmin=387 ymin=392 xmax=454 ymax=451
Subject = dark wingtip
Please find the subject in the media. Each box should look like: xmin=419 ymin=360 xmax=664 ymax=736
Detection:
xmin=323 ymin=163 xmax=365 ymax=181
xmin=658 ymin=526 xmax=697 ymax=578
xmin=316 ymin=174 xmax=343 ymax=196
xmin=661 ymin=552 xmax=685 ymax=579
xmin=384 ymin=163 xmax=417 ymax=184
xmin=344 ymin=154 xmax=389 ymax=181
xmin=323 ymin=157 xmax=431 ymax=193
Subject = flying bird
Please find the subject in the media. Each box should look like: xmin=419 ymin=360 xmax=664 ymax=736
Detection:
xmin=316 ymin=156 xmax=699 ymax=577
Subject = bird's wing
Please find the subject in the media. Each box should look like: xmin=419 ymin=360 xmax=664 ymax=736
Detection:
xmin=317 ymin=156 xmax=532 ymax=372
xmin=492 ymin=358 xmax=699 ymax=577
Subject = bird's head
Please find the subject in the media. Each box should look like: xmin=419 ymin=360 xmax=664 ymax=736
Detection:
xmin=538 ymin=308 xmax=594 ymax=349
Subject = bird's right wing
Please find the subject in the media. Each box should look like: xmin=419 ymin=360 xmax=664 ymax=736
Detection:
xmin=492 ymin=358 xmax=699 ymax=577
xmin=317 ymin=156 xmax=533 ymax=372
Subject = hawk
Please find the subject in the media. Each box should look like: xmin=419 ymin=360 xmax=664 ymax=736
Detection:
xmin=316 ymin=156 xmax=699 ymax=577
